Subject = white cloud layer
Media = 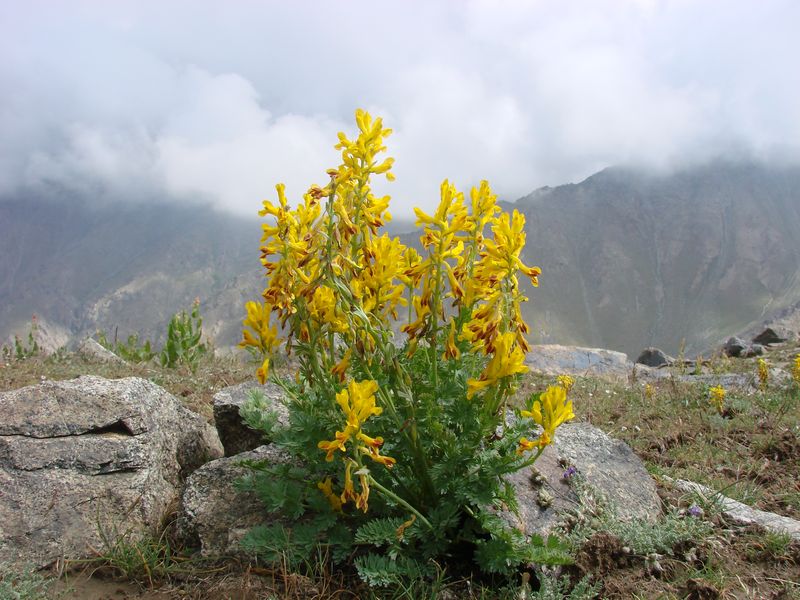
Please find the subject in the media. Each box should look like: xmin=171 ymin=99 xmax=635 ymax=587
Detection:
xmin=1 ymin=0 xmax=799 ymax=217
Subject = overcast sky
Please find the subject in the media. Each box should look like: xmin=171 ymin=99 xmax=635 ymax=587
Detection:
xmin=1 ymin=0 xmax=799 ymax=218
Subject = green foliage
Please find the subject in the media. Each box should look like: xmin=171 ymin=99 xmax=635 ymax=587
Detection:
xmin=0 ymin=561 xmax=54 ymax=600
xmin=354 ymin=554 xmax=432 ymax=588
xmin=96 ymin=330 xmax=155 ymax=363
xmin=564 ymin=476 xmax=712 ymax=559
xmin=2 ymin=317 xmax=40 ymax=362
xmin=159 ymin=300 xmax=206 ymax=371
xmin=86 ymin=525 xmax=184 ymax=586
xmin=529 ymin=571 xmax=600 ymax=600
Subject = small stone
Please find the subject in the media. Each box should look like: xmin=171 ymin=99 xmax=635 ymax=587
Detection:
xmin=537 ymin=489 xmax=554 ymax=508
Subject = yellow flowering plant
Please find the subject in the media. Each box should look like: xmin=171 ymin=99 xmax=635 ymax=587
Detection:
xmin=237 ymin=110 xmax=574 ymax=585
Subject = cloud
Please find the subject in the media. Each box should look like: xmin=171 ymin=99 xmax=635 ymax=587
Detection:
xmin=1 ymin=0 xmax=799 ymax=218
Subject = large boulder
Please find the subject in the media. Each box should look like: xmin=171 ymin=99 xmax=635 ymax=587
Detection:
xmin=635 ymin=347 xmax=672 ymax=368
xmin=525 ymin=345 xmax=632 ymax=383
xmin=504 ymin=423 xmax=661 ymax=536
xmin=213 ymin=381 xmax=289 ymax=456
xmin=178 ymin=444 xmax=290 ymax=557
xmin=752 ymin=326 xmax=793 ymax=345
xmin=0 ymin=376 xmax=223 ymax=568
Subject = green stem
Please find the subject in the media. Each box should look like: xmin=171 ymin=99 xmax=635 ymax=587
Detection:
xmin=369 ymin=475 xmax=433 ymax=531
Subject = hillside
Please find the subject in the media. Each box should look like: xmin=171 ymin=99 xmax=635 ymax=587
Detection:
xmin=2 ymin=161 xmax=800 ymax=355
xmin=511 ymin=162 xmax=800 ymax=355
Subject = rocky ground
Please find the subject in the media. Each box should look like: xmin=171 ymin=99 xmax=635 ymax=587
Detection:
xmin=0 ymin=334 xmax=798 ymax=599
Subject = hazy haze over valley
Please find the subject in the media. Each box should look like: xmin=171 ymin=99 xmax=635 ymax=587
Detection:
xmin=2 ymin=1 xmax=799 ymax=357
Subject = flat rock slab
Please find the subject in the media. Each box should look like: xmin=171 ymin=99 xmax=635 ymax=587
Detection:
xmin=178 ymin=444 xmax=291 ymax=557
xmin=213 ymin=381 xmax=289 ymax=456
xmin=76 ymin=338 xmax=126 ymax=364
xmin=0 ymin=376 xmax=223 ymax=567
xmin=504 ymin=423 xmax=661 ymax=537
xmin=525 ymin=345 xmax=632 ymax=383
xmin=671 ymin=479 xmax=800 ymax=541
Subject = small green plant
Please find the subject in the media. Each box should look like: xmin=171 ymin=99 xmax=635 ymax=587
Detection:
xmin=8 ymin=315 xmax=40 ymax=361
xmin=0 ymin=561 xmax=55 ymax=600
xmin=83 ymin=526 xmax=184 ymax=587
xmin=160 ymin=299 xmax=207 ymax=371
xmin=96 ymin=330 xmax=155 ymax=363
xmin=563 ymin=476 xmax=712 ymax=560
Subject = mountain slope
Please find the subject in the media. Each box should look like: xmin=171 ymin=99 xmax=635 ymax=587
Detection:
xmin=512 ymin=162 xmax=800 ymax=355
xmin=2 ymin=161 xmax=799 ymax=356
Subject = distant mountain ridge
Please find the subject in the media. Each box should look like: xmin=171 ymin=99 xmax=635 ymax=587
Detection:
xmin=509 ymin=162 xmax=800 ymax=355
xmin=2 ymin=161 xmax=799 ymax=356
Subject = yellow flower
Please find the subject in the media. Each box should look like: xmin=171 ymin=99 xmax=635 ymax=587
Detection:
xmin=467 ymin=331 xmax=528 ymax=399
xmin=308 ymin=285 xmax=348 ymax=333
xmin=794 ymin=354 xmax=800 ymax=383
xmin=239 ymin=301 xmax=280 ymax=355
xmin=317 ymin=379 xmax=395 ymax=469
xmin=317 ymin=477 xmax=343 ymax=512
xmin=757 ymin=358 xmax=769 ymax=390
xmin=709 ymin=385 xmax=725 ymax=414
xmin=442 ymin=319 xmax=461 ymax=361
xmin=516 ymin=432 xmax=551 ymax=455
xmin=518 ymin=385 xmax=575 ymax=450
xmin=256 ymin=357 xmax=270 ymax=385
xmin=644 ymin=383 xmax=654 ymax=401
xmin=557 ymin=375 xmax=575 ymax=393
xmin=331 ymin=349 xmax=351 ymax=383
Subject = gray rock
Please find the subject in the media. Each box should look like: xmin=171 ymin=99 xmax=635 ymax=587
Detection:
xmin=0 ymin=376 xmax=223 ymax=568
xmin=635 ymin=347 xmax=672 ymax=368
xmin=632 ymin=364 xmax=674 ymax=382
xmin=503 ymin=423 xmax=661 ymax=537
xmin=742 ymin=343 xmax=765 ymax=357
xmin=525 ymin=345 xmax=632 ymax=384
xmin=76 ymin=337 xmax=126 ymax=364
xmin=723 ymin=337 xmax=748 ymax=357
xmin=213 ymin=381 xmax=289 ymax=456
xmin=752 ymin=327 xmax=793 ymax=345
xmin=178 ymin=444 xmax=290 ymax=557
xmin=670 ymin=479 xmax=800 ymax=541
xmin=677 ymin=373 xmax=754 ymax=389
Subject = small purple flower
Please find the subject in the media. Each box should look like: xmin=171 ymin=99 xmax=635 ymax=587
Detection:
xmin=562 ymin=466 xmax=578 ymax=479
xmin=688 ymin=504 xmax=702 ymax=517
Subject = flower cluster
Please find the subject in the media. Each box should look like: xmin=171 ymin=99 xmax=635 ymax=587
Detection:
xmin=241 ymin=110 xmax=554 ymax=520
xmin=757 ymin=358 xmax=769 ymax=390
xmin=317 ymin=379 xmax=395 ymax=511
xmin=517 ymin=385 xmax=575 ymax=454
xmin=709 ymin=385 xmax=726 ymax=414
xmin=557 ymin=374 xmax=575 ymax=393
xmin=794 ymin=354 xmax=800 ymax=384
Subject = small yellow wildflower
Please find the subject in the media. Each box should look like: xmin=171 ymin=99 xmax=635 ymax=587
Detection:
xmin=317 ymin=477 xmax=343 ymax=512
xmin=757 ymin=358 xmax=769 ymax=390
xmin=466 ymin=331 xmax=528 ymax=399
xmin=793 ymin=354 xmax=800 ymax=383
xmin=317 ymin=379 xmax=395 ymax=472
xmin=557 ymin=375 xmax=575 ymax=393
xmin=518 ymin=385 xmax=575 ymax=452
xmin=709 ymin=385 xmax=725 ymax=414
xmin=644 ymin=383 xmax=654 ymax=401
